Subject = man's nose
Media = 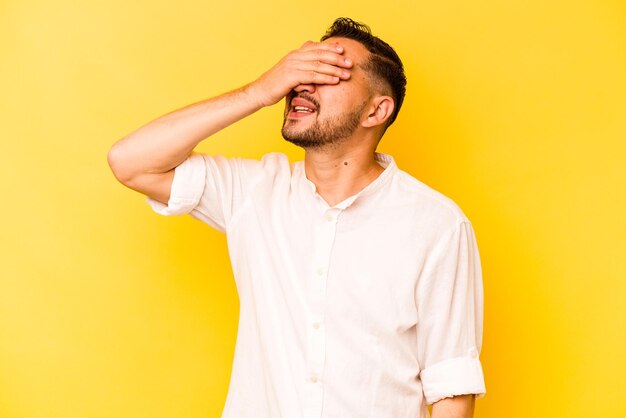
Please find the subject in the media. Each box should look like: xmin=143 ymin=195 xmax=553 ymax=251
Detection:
xmin=294 ymin=84 xmax=316 ymax=94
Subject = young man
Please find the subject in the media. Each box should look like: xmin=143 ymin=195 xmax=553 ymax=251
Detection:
xmin=108 ymin=17 xmax=486 ymax=418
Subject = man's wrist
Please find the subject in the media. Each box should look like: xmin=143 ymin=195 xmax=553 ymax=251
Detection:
xmin=241 ymin=81 xmax=271 ymax=110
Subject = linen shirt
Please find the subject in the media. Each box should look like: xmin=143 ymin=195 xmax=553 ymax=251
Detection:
xmin=147 ymin=151 xmax=486 ymax=418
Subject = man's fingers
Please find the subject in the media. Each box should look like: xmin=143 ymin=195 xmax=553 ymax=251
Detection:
xmin=305 ymin=72 xmax=341 ymax=85
xmin=298 ymin=40 xmax=343 ymax=51
xmin=289 ymin=42 xmax=353 ymax=84
xmin=250 ymin=40 xmax=352 ymax=106
xmin=299 ymin=61 xmax=351 ymax=81
xmin=298 ymin=50 xmax=353 ymax=69
xmin=299 ymin=40 xmax=316 ymax=49
xmin=298 ymin=40 xmax=345 ymax=55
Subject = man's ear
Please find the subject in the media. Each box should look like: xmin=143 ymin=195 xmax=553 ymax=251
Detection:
xmin=362 ymin=96 xmax=395 ymax=129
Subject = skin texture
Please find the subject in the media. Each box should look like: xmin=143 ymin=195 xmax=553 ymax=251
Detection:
xmin=281 ymin=91 xmax=368 ymax=150
xmin=278 ymin=37 xmax=394 ymax=207
xmin=431 ymin=394 xmax=476 ymax=418
xmin=107 ymin=36 xmax=476 ymax=417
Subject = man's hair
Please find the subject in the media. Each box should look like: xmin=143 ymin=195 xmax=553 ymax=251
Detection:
xmin=321 ymin=17 xmax=407 ymax=129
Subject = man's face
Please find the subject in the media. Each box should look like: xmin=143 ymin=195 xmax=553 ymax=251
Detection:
xmin=281 ymin=37 xmax=372 ymax=150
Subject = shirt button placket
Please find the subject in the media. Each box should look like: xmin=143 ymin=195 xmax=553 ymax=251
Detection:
xmin=304 ymin=208 xmax=339 ymax=418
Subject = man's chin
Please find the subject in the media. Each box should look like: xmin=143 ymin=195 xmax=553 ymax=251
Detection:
xmin=282 ymin=131 xmax=318 ymax=149
xmin=282 ymin=125 xmax=308 ymax=143
xmin=281 ymin=133 xmax=306 ymax=147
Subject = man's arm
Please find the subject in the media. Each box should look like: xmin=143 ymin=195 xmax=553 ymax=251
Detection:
xmin=107 ymin=85 xmax=260 ymax=204
xmin=107 ymin=41 xmax=352 ymax=203
xmin=431 ymin=394 xmax=476 ymax=418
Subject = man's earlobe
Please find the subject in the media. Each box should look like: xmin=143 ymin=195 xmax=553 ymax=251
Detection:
xmin=362 ymin=96 xmax=394 ymax=129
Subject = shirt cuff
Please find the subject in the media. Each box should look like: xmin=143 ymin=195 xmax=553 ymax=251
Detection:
xmin=420 ymin=348 xmax=487 ymax=405
xmin=146 ymin=153 xmax=207 ymax=216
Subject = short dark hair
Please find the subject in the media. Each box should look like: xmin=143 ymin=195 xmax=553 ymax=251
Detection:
xmin=321 ymin=17 xmax=407 ymax=129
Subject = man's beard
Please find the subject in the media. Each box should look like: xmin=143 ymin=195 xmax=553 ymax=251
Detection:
xmin=281 ymin=101 xmax=367 ymax=150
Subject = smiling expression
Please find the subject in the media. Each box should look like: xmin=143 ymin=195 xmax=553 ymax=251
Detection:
xmin=281 ymin=37 xmax=374 ymax=150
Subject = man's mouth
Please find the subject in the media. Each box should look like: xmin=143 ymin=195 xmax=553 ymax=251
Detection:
xmin=287 ymin=96 xmax=318 ymax=118
xmin=293 ymin=106 xmax=315 ymax=113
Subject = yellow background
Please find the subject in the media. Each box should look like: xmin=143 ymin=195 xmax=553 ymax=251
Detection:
xmin=1 ymin=0 xmax=625 ymax=417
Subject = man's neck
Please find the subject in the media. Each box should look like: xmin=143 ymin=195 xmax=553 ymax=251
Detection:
xmin=304 ymin=142 xmax=385 ymax=208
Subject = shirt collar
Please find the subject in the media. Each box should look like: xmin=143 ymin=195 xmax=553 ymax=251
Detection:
xmin=297 ymin=152 xmax=398 ymax=210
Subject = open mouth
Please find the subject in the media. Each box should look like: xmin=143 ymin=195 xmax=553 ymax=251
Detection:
xmin=287 ymin=96 xmax=318 ymax=118
xmin=293 ymin=106 xmax=315 ymax=113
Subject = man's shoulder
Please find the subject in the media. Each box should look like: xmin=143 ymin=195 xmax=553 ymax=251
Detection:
xmin=240 ymin=151 xmax=293 ymax=169
xmin=257 ymin=152 xmax=298 ymax=178
xmin=390 ymin=167 xmax=471 ymax=227
xmin=200 ymin=151 xmax=293 ymax=175
xmin=206 ymin=151 xmax=290 ymax=166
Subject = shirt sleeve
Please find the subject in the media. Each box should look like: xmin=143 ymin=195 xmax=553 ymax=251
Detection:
xmin=415 ymin=220 xmax=486 ymax=405
xmin=146 ymin=153 xmax=253 ymax=233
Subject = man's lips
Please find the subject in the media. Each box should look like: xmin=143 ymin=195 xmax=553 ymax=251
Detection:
xmin=290 ymin=97 xmax=318 ymax=113
xmin=287 ymin=110 xmax=314 ymax=119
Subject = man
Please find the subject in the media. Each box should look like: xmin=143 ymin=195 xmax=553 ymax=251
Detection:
xmin=108 ymin=17 xmax=486 ymax=418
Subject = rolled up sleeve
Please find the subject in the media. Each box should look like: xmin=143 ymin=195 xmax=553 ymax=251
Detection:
xmin=146 ymin=153 xmax=207 ymax=216
xmin=416 ymin=220 xmax=486 ymax=405
xmin=146 ymin=153 xmax=254 ymax=233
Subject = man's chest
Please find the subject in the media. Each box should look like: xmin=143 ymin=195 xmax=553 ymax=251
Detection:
xmin=227 ymin=197 xmax=439 ymax=332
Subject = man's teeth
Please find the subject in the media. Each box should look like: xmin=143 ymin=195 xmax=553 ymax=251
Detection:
xmin=294 ymin=106 xmax=315 ymax=113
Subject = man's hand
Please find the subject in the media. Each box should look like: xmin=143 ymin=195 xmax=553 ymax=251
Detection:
xmin=108 ymin=41 xmax=353 ymax=202
xmin=248 ymin=41 xmax=353 ymax=107
xmin=431 ymin=394 xmax=476 ymax=418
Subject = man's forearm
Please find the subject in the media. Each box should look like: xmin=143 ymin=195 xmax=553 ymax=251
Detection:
xmin=431 ymin=394 xmax=476 ymax=418
xmin=108 ymin=40 xmax=351 ymax=186
xmin=107 ymin=83 xmax=263 ymax=183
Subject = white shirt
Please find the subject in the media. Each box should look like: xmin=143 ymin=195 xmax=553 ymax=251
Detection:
xmin=147 ymin=151 xmax=486 ymax=418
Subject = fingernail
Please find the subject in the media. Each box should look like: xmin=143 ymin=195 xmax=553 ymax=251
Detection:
xmin=335 ymin=45 xmax=343 ymax=52
xmin=345 ymin=58 xmax=352 ymax=65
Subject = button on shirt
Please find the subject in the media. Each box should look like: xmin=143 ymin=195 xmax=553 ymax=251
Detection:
xmin=147 ymin=152 xmax=486 ymax=418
